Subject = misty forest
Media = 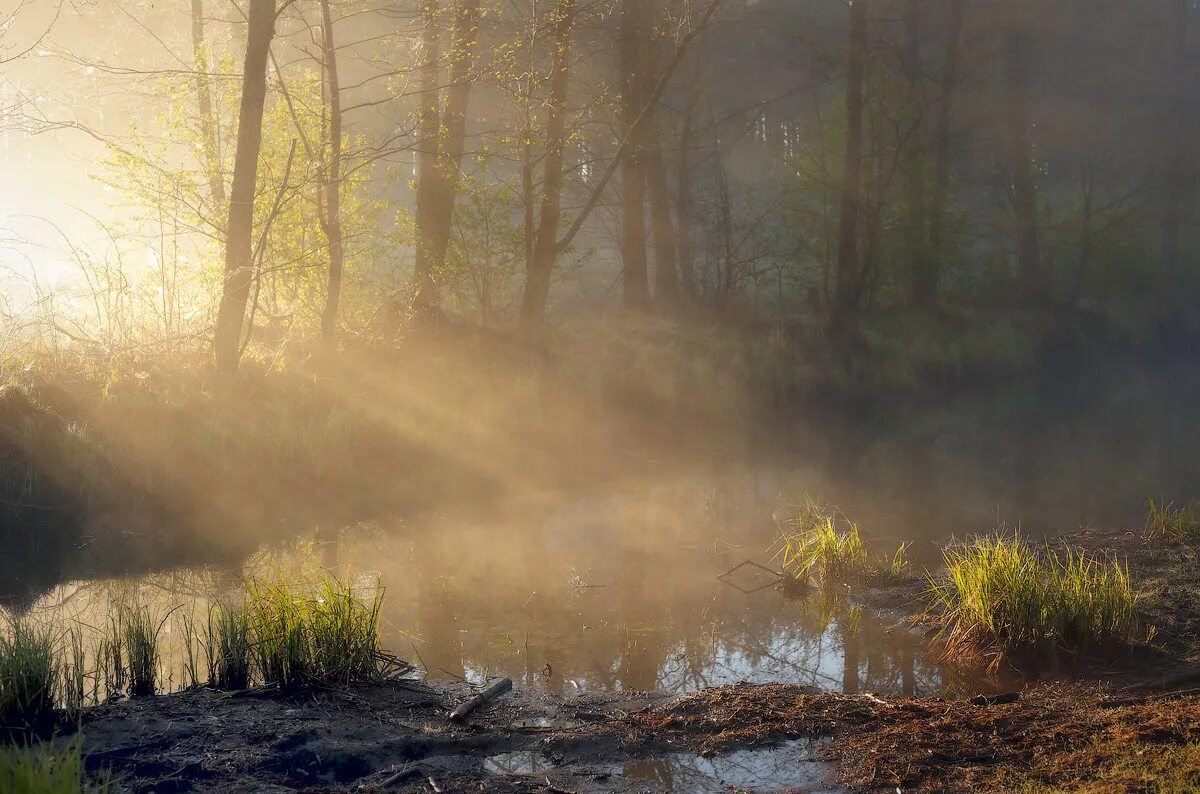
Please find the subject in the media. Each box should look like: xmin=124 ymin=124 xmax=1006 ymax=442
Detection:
xmin=2 ymin=0 xmax=1200 ymax=791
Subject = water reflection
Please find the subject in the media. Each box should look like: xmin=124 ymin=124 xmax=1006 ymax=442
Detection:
xmin=339 ymin=472 xmax=959 ymax=697
xmin=619 ymin=740 xmax=834 ymax=793
xmin=13 ymin=468 xmax=976 ymax=700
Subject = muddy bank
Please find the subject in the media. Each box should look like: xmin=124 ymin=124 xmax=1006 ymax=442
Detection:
xmin=64 ymin=676 xmax=1200 ymax=793
xmin=50 ymin=527 xmax=1200 ymax=793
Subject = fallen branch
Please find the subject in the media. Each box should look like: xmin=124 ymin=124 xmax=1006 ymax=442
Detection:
xmin=449 ymin=677 xmax=513 ymax=722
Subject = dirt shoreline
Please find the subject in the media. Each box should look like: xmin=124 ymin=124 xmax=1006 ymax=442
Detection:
xmin=56 ymin=530 xmax=1200 ymax=793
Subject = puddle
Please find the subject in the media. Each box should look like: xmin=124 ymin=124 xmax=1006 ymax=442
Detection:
xmin=485 ymin=741 xmax=838 ymax=792
xmin=483 ymin=750 xmax=558 ymax=776
xmin=618 ymin=740 xmax=836 ymax=793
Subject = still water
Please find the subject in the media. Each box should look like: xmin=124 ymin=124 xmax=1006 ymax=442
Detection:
xmin=17 ymin=464 xmax=1010 ymax=700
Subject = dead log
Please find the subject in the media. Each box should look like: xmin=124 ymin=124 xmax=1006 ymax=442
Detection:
xmin=449 ymin=678 xmax=513 ymax=722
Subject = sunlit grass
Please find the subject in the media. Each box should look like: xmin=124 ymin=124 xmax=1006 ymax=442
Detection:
xmin=120 ymin=602 xmax=160 ymax=697
xmin=0 ymin=618 xmax=58 ymax=734
xmin=204 ymin=602 xmax=251 ymax=691
xmin=773 ymin=496 xmax=910 ymax=586
xmin=1143 ymin=498 xmax=1200 ymax=539
xmin=930 ymin=535 xmax=1142 ymax=669
xmin=247 ymin=579 xmax=311 ymax=688
xmin=0 ymin=739 xmax=109 ymax=794
xmin=246 ymin=574 xmax=384 ymax=688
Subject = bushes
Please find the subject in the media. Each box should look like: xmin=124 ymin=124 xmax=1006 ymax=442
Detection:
xmin=930 ymin=535 xmax=1142 ymax=668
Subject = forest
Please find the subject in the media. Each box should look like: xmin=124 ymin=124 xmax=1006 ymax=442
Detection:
xmin=2 ymin=0 xmax=1200 ymax=792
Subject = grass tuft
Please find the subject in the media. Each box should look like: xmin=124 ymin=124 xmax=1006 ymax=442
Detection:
xmin=246 ymin=575 xmax=384 ymax=688
xmin=1143 ymin=498 xmax=1200 ymax=539
xmin=930 ymin=534 xmax=1143 ymax=670
xmin=120 ymin=602 xmax=160 ymax=697
xmin=0 ymin=739 xmax=109 ymax=794
xmin=773 ymin=496 xmax=910 ymax=586
xmin=205 ymin=602 xmax=251 ymax=691
xmin=0 ymin=618 xmax=59 ymax=735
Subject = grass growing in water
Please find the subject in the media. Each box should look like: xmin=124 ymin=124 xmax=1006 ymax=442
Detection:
xmin=774 ymin=497 xmax=910 ymax=586
xmin=930 ymin=535 xmax=1142 ymax=669
xmin=0 ymin=739 xmax=109 ymax=794
xmin=1144 ymin=498 xmax=1200 ymax=539
xmin=0 ymin=619 xmax=59 ymax=734
xmin=120 ymin=602 xmax=160 ymax=697
xmin=308 ymin=579 xmax=383 ymax=685
xmin=205 ymin=603 xmax=251 ymax=691
xmin=246 ymin=575 xmax=383 ymax=688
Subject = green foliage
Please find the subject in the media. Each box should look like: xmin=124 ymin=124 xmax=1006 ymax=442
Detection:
xmin=773 ymin=496 xmax=910 ymax=586
xmin=930 ymin=535 xmax=1142 ymax=669
xmin=1143 ymin=498 xmax=1200 ymax=539
xmin=0 ymin=739 xmax=108 ymax=794
xmin=0 ymin=618 xmax=58 ymax=733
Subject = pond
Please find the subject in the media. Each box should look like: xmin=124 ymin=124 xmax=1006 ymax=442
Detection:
xmin=13 ymin=462 xmax=1031 ymax=701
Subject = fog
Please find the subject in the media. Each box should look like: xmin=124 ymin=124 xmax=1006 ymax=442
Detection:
xmin=0 ymin=0 xmax=1199 ymax=716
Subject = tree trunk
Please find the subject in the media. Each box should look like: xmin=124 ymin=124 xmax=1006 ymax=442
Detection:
xmin=411 ymin=0 xmax=481 ymax=327
xmin=1003 ymin=11 xmax=1044 ymax=302
xmin=927 ymin=0 xmax=963 ymax=300
xmin=645 ymin=144 xmax=678 ymax=308
xmin=213 ymin=0 xmax=275 ymax=374
xmin=642 ymin=28 xmax=679 ymax=309
xmin=518 ymin=0 xmax=575 ymax=333
xmin=191 ymin=0 xmax=226 ymax=216
xmin=410 ymin=0 xmax=443 ymax=322
xmin=828 ymin=0 xmax=867 ymax=342
xmin=518 ymin=0 xmax=724 ymax=329
xmin=902 ymin=0 xmax=934 ymax=311
xmin=676 ymin=94 xmax=697 ymax=302
xmin=619 ymin=0 xmax=651 ymax=310
xmin=319 ymin=0 xmax=345 ymax=344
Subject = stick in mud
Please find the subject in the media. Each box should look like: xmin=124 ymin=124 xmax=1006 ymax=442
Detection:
xmin=449 ymin=677 xmax=513 ymax=722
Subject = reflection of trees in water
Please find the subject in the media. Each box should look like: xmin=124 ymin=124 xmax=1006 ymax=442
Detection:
xmin=366 ymin=478 xmax=956 ymax=697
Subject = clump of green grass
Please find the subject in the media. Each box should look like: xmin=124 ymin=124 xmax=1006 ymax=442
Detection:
xmin=1144 ymin=498 xmax=1200 ymax=539
xmin=930 ymin=535 xmax=1142 ymax=669
xmin=205 ymin=602 xmax=251 ymax=691
xmin=308 ymin=580 xmax=383 ymax=685
xmin=0 ymin=739 xmax=109 ymax=794
xmin=247 ymin=580 xmax=311 ymax=688
xmin=246 ymin=575 xmax=384 ymax=688
xmin=60 ymin=629 xmax=86 ymax=715
xmin=120 ymin=602 xmax=160 ymax=697
xmin=0 ymin=618 xmax=59 ymax=734
xmin=773 ymin=497 xmax=910 ymax=586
